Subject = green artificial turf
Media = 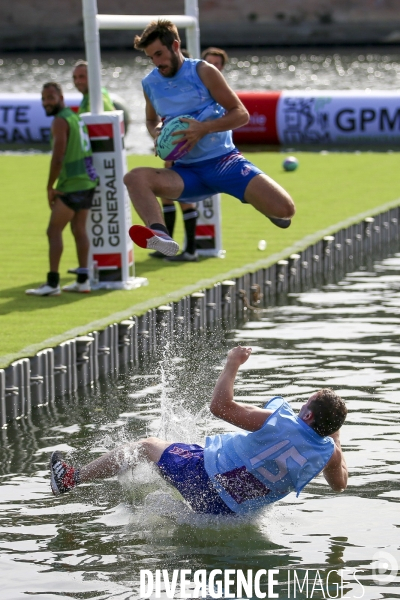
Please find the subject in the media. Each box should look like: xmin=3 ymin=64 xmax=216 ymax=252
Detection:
xmin=0 ymin=151 xmax=399 ymax=367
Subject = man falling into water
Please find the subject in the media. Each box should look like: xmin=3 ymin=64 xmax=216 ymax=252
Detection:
xmin=50 ymin=346 xmax=348 ymax=515
xmin=125 ymin=20 xmax=295 ymax=257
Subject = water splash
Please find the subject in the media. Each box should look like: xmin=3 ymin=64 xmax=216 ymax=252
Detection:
xmin=156 ymin=341 xmax=209 ymax=444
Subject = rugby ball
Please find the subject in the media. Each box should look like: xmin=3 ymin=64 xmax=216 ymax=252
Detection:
xmin=283 ymin=156 xmax=299 ymax=171
xmin=156 ymin=115 xmax=194 ymax=161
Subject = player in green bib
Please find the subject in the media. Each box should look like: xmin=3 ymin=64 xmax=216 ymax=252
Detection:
xmin=73 ymin=60 xmax=115 ymax=114
xmin=26 ymin=82 xmax=98 ymax=297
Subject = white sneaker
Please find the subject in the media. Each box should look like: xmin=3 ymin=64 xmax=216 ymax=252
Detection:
xmin=129 ymin=225 xmax=179 ymax=256
xmin=62 ymin=280 xmax=91 ymax=293
xmin=26 ymin=283 xmax=61 ymax=296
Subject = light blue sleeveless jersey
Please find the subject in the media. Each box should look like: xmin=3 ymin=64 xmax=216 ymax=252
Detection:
xmin=142 ymin=58 xmax=235 ymax=163
xmin=203 ymin=397 xmax=335 ymax=514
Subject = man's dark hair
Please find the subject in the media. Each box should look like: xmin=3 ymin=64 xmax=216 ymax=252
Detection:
xmin=42 ymin=82 xmax=63 ymax=95
xmin=309 ymin=389 xmax=347 ymax=437
xmin=201 ymin=46 xmax=229 ymax=67
xmin=134 ymin=20 xmax=180 ymax=51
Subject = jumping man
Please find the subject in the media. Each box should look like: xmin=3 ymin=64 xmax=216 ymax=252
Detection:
xmin=126 ymin=21 xmax=295 ymax=258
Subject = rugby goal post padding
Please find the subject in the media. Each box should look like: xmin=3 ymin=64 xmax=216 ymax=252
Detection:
xmin=82 ymin=111 xmax=147 ymax=290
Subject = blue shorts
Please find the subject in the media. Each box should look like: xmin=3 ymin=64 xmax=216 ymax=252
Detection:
xmin=157 ymin=443 xmax=234 ymax=515
xmin=171 ymin=150 xmax=263 ymax=203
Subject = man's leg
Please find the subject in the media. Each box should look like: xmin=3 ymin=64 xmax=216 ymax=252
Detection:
xmin=243 ymin=173 xmax=295 ymax=227
xmin=50 ymin=437 xmax=171 ymax=495
xmin=149 ymin=198 xmax=176 ymax=258
xmin=70 ymin=209 xmax=90 ymax=269
xmin=165 ymin=201 xmax=199 ymax=262
xmin=63 ymin=208 xmax=91 ymax=292
xmin=47 ymin=197 xmax=75 ymax=273
xmin=124 ymin=167 xmax=186 ymax=256
xmin=80 ymin=437 xmax=171 ymax=481
xmin=161 ymin=200 xmax=177 ymax=237
xmin=181 ymin=202 xmax=198 ymax=255
xmin=124 ymin=167 xmax=184 ymax=226
xmin=25 ymin=198 xmax=73 ymax=296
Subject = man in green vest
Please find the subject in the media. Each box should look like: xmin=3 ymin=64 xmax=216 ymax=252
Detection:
xmin=73 ymin=60 xmax=115 ymax=114
xmin=26 ymin=82 xmax=99 ymax=296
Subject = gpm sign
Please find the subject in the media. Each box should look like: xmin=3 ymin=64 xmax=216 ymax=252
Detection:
xmin=336 ymin=107 xmax=400 ymax=132
xmin=277 ymin=92 xmax=400 ymax=144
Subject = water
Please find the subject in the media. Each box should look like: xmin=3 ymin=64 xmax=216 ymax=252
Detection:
xmin=1 ymin=255 xmax=400 ymax=599
xmin=1 ymin=46 xmax=400 ymax=153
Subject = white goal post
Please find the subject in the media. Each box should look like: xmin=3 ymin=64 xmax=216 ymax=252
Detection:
xmin=81 ymin=0 xmax=224 ymax=261
xmin=82 ymin=0 xmax=200 ymax=116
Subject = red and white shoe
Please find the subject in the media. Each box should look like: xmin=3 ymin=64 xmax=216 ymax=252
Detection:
xmin=129 ymin=225 xmax=179 ymax=257
xmin=49 ymin=451 xmax=80 ymax=496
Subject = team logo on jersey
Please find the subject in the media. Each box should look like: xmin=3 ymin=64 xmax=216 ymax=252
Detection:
xmin=169 ymin=446 xmax=194 ymax=459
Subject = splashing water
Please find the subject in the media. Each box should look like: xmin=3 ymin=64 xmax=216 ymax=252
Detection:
xmin=107 ymin=337 xmax=242 ymax=528
xmin=156 ymin=341 xmax=210 ymax=444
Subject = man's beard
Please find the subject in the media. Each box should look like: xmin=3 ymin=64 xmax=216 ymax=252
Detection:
xmin=45 ymin=103 xmax=62 ymax=116
xmin=160 ymin=51 xmax=180 ymax=78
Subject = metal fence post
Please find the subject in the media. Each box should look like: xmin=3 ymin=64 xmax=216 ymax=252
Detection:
xmin=75 ymin=336 xmax=95 ymax=388
xmin=0 ymin=369 xmax=6 ymax=428
xmin=276 ymin=260 xmax=289 ymax=296
xmin=221 ymin=280 xmax=235 ymax=323
xmin=54 ymin=340 xmax=77 ymax=396
xmin=5 ymin=359 xmax=31 ymax=421
xmin=30 ymin=348 xmax=55 ymax=407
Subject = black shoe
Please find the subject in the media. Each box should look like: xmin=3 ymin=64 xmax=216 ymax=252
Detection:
xmin=49 ymin=451 xmax=80 ymax=496
xmin=268 ymin=217 xmax=291 ymax=229
xmin=149 ymin=250 xmax=165 ymax=258
xmin=164 ymin=251 xmax=199 ymax=262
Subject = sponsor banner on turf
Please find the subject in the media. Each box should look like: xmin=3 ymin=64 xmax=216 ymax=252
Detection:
xmin=277 ymin=90 xmax=400 ymax=145
xmin=0 ymin=93 xmax=81 ymax=144
xmin=234 ymin=91 xmax=281 ymax=144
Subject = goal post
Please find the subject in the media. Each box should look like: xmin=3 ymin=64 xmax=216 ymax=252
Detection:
xmin=82 ymin=0 xmax=223 ymax=276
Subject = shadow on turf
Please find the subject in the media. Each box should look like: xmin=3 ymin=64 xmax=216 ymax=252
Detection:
xmin=134 ymin=253 xmax=209 ymax=277
xmin=1 ymin=256 xmax=210 ymax=316
xmin=0 ymin=282 xmax=113 ymax=316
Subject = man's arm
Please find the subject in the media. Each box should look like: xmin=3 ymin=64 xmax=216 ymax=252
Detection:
xmin=322 ymin=431 xmax=348 ymax=492
xmin=47 ymin=116 xmax=68 ymax=207
xmin=173 ymin=62 xmax=249 ymax=153
xmin=197 ymin=61 xmax=249 ymax=132
xmin=210 ymin=346 xmax=273 ymax=432
xmin=144 ymin=91 xmax=162 ymax=139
